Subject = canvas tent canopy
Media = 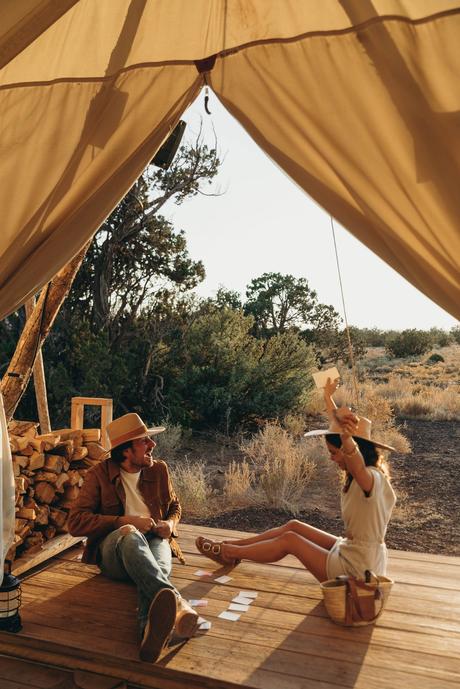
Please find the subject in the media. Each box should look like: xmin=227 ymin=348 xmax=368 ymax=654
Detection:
xmin=0 ymin=0 xmax=459 ymax=324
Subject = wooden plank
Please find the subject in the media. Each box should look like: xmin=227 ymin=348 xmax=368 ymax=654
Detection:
xmin=1 ymin=525 xmax=459 ymax=689
xmin=11 ymin=534 xmax=84 ymax=576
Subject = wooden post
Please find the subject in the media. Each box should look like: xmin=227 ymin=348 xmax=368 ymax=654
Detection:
xmin=1 ymin=240 xmax=92 ymax=422
xmin=71 ymin=397 xmax=113 ymax=448
xmin=24 ymin=298 xmax=51 ymax=434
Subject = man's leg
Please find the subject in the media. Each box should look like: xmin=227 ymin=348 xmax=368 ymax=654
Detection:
xmin=99 ymin=527 xmax=177 ymax=634
xmin=146 ymin=534 xmax=199 ymax=638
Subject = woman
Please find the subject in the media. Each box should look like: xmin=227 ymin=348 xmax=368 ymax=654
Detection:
xmin=196 ymin=378 xmax=396 ymax=582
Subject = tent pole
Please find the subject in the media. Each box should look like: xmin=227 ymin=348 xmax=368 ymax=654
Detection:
xmin=0 ymin=240 xmax=91 ymax=422
xmin=24 ymin=297 xmax=51 ymax=434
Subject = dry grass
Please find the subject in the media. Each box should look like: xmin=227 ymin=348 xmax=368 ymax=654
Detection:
xmin=170 ymin=460 xmax=215 ymax=517
xmin=223 ymin=460 xmax=256 ymax=506
xmin=240 ymin=422 xmax=316 ymax=514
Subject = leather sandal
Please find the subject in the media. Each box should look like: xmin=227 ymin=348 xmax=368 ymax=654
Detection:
xmin=195 ymin=536 xmax=239 ymax=566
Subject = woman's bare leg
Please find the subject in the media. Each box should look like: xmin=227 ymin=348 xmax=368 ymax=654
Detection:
xmin=223 ymin=519 xmax=338 ymax=551
xmin=222 ymin=530 xmax=329 ymax=582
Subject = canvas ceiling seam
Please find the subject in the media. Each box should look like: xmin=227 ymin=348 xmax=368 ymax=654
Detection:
xmin=1 ymin=5 xmax=460 ymax=92
xmin=0 ymin=60 xmax=194 ymax=92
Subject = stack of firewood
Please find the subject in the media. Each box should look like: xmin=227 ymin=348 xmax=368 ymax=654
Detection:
xmin=7 ymin=420 xmax=107 ymax=562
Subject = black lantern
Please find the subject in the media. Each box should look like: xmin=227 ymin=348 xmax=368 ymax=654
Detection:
xmin=0 ymin=562 xmax=22 ymax=633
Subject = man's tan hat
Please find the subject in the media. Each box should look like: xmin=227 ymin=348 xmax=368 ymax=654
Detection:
xmin=304 ymin=415 xmax=395 ymax=452
xmin=106 ymin=413 xmax=165 ymax=451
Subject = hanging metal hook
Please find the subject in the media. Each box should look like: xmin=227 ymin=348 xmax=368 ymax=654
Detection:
xmin=204 ymin=85 xmax=212 ymax=115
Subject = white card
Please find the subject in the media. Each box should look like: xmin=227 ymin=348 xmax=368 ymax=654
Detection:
xmin=312 ymin=366 xmax=340 ymax=389
xmin=218 ymin=610 xmax=240 ymax=621
xmin=197 ymin=616 xmax=207 ymax=625
xmin=214 ymin=575 xmax=232 ymax=583
xmin=232 ymin=595 xmax=253 ymax=605
xmin=228 ymin=603 xmax=249 ymax=612
xmin=199 ymin=620 xmax=211 ymax=631
xmin=189 ymin=599 xmax=208 ymax=607
xmin=239 ymin=591 xmax=258 ymax=598
xmin=194 ymin=569 xmax=212 ymax=577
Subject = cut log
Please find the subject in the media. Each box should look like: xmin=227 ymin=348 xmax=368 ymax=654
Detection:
xmin=48 ymin=440 xmax=74 ymax=460
xmin=8 ymin=421 xmax=38 ymax=436
xmin=28 ymin=452 xmax=45 ymax=471
xmin=85 ymin=442 xmax=107 ymax=460
xmin=54 ymin=472 xmax=69 ymax=493
xmin=12 ymin=454 xmax=29 ymax=469
xmin=35 ymin=504 xmax=50 ymax=526
xmin=44 ymin=454 xmax=64 ymax=474
xmin=82 ymin=428 xmax=101 ymax=443
xmin=49 ymin=508 xmax=68 ymax=530
xmin=9 ymin=435 xmax=30 ymax=453
xmin=34 ymin=482 xmax=56 ymax=505
xmin=48 ymin=428 xmax=82 ymax=442
xmin=17 ymin=521 xmax=33 ymax=540
xmin=15 ymin=507 xmax=37 ymax=520
xmin=24 ymin=496 xmax=39 ymax=511
xmin=35 ymin=433 xmax=61 ymax=450
xmin=23 ymin=532 xmax=45 ymax=552
xmin=34 ymin=471 xmax=58 ymax=484
xmin=43 ymin=525 xmax=57 ymax=540
xmin=15 ymin=518 xmax=28 ymax=533
xmin=71 ymin=446 xmax=88 ymax=461
xmin=15 ymin=476 xmax=27 ymax=493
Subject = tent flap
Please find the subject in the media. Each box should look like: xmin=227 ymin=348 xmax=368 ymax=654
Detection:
xmin=0 ymin=0 xmax=459 ymax=320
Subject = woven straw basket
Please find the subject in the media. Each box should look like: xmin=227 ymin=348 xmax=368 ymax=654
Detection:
xmin=320 ymin=574 xmax=393 ymax=627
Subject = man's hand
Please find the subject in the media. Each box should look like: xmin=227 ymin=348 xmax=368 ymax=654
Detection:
xmin=121 ymin=516 xmax=156 ymax=533
xmin=154 ymin=520 xmax=174 ymax=539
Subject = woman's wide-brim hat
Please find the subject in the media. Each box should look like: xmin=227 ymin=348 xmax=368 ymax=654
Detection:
xmin=304 ymin=415 xmax=396 ymax=452
xmin=105 ymin=413 xmax=165 ymax=451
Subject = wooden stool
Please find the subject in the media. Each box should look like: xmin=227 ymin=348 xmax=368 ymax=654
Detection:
xmin=70 ymin=396 xmax=113 ymax=448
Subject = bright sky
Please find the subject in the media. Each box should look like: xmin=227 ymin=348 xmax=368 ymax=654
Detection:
xmin=166 ymin=91 xmax=457 ymax=332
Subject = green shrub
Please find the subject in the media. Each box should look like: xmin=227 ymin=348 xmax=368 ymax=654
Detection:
xmin=385 ymin=329 xmax=432 ymax=358
xmin=426 ymin=353 xmax=444 ymax=364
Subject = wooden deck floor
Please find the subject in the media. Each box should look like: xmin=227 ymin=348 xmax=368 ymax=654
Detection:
xmin=0 ymin=523 xmax=459 ymax=689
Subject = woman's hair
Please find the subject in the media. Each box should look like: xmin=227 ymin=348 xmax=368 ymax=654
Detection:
xmin=325 ymin=433 xmax=390 ymax=492
xmin=110 ymin=440 xmax=133 ymax=464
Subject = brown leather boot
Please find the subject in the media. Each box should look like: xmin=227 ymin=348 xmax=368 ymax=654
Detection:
xmin=139 ymin=588 xmax=177 ymax=662
xmin=175 ymin=596 xmax=199 ymax=638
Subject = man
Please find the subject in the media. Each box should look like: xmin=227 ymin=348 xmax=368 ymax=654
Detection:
xmin=68 ymin=412 xmax=198 ymax=663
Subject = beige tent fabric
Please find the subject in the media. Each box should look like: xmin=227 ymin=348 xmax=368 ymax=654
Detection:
xmin=0 ymin=0 xmax=459 ymax=320
xmin=0 ymin=0 xmax=80 ymax=69
xmin=211 ymin=6 xmax=460 ymax=317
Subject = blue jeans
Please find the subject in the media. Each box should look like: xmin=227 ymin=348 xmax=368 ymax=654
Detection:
xmin=99 ymin=527 xmax=178 ymax=634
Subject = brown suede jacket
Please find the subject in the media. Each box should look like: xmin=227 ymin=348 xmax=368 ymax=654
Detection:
xmin=68 ymin=457 xmax=185 ymax=565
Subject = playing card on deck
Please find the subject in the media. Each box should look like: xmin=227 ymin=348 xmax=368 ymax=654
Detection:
xmin=239 ymin=590 xmax=258 ymax=598
xmin=194 ymin=569 xmax=213 ymax=577
xmin=198 ymin=620 xmax=212 ymax=631
xmin=214 ymin=575 xmax=232 ymax=583
xmin=218 ymin=610 xmax=240 ymax=621
xmin=228 ymin=603 xmax=249 ymax=612
xmin=189 ymin=599 xmax=208 ymax=607
xmin=232 ymin=595 xmax=253 ymax=605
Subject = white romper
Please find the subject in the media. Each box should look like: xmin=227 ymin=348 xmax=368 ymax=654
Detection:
xmin=326 ymin=467 xmax=396 ymax=580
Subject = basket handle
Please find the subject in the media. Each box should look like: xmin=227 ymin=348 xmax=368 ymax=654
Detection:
xmin=345 ymin=577 xmax=383 ymax=625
